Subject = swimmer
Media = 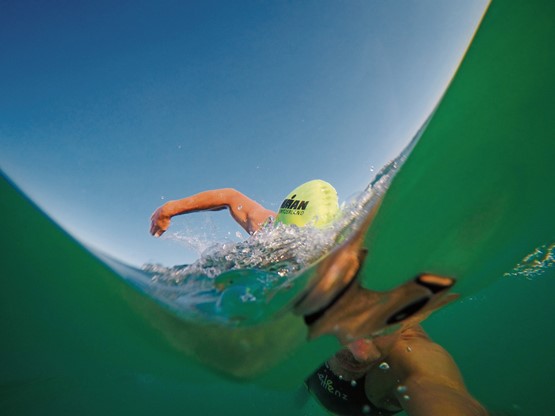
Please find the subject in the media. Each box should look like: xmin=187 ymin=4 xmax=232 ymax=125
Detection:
xmin=150 ymin=183 xmax=488 ymax=416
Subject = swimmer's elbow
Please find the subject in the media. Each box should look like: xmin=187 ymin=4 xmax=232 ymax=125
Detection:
xmin=218 ymin=188 xmax=244 ymax=203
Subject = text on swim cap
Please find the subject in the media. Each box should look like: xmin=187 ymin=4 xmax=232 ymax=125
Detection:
xmin=279 ymin=194 xmax=309 ymax=215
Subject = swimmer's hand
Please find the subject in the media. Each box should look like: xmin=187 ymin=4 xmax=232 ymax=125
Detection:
xmin=150 ymin=205 xmax=171 ymax=237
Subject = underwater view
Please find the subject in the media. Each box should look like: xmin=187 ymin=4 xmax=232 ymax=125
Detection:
xmin=1 ymin=1 xmax=555 ymax=415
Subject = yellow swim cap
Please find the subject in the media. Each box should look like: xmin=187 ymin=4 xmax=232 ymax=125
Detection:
xmin=275 ymin=180 xmax=339 ymax=228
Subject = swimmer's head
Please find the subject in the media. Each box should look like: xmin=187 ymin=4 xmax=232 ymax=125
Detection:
xmin=275 ymin=180 xmax=339 ymax=228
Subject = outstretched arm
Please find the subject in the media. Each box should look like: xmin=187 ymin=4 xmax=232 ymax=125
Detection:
xmin=150 ymin=188 xmax=276 ymax=237
xmin=368 ymin=326 xmax=488 ymax=416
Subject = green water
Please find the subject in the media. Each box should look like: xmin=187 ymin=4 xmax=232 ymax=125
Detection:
xmin=0 ymin=175 xmax=328 ymax=415
xmin=2 ymin=0 xmax=555 ymax=414
xmin=2 ymin=175 xmax=554 ymax=415
xmin=362 ymin=0 xmax=555 ymax=297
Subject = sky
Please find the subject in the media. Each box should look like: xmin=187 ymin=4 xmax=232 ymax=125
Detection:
xmin=0 ymin=0 xmax=489 ymax=267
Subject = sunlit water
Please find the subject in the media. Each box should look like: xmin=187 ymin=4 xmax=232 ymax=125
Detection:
xmin=503 ymin=242 xmax=555 ymax=280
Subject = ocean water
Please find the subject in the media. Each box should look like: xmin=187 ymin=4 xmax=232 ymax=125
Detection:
xmin=2 ymin=170 xmax=555 ymax=416
xmin=0 ymin=173 xmax=332 ymax=416
xmin=424 ymin=257 xmax=555 ymax=415
xmin=2 ymin=0 xmax=554 ymax=415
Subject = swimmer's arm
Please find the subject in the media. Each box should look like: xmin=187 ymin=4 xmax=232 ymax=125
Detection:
xmin=150 ymin=188 xmax=276 ymax=236
xmin=399 ymin=377 xmax=488 ymax=416
xmin=387 ymin=328 xmax=488 ymax=416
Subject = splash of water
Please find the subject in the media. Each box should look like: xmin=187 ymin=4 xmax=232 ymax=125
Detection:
xmin=142 ymin=156 xmax=399 ymax=282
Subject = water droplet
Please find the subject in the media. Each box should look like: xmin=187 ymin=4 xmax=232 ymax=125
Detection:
xmin=350 ymin=380 xmax=357 ymax=387
xmin=370 ymin=165 xmax=375 ymax=172
xmin=379 ymin=362 xmax=390 ymax=370
xmin=362 ymin=404 xmax=371 ymax=413
xmin=160 ymin=196 xmax=165 ymax=200
xmin=402 ymin=394 xmax=411 ymax=401
xmin=240 ymin=292 xmax=256 ymax=302
xmin=237 ymin=205 xmax=243 ymax=210
xmin=406 ymin=346 xmax=412 ymax=352
xmin=397 ymin=385 xmax=407 ymax=393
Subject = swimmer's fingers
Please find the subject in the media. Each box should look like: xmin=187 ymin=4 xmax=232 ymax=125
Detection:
xmin=150 ymin=207 xmax=171 ymax=237
xmin=150 ymin=222 xmax=166 ymax=237
xmin=150 ymin=220 xmax=169 ymax=237
xmin=149 ymin=218 xmax=161 ymax=236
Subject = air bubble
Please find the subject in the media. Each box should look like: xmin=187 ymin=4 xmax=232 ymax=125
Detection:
xmin=396 ymin=385 xmax=407 ymax=393
xmin=237 ymin=205 xmax=243 ymax=210
xmin=402 ymin=394 xmax=410 ymax=401
xmin=350 ymin=380 xmax=357 ymax=387
xmin=504 ymin=242 xmax=555 ymax=279
xmin=240 ymin=292 xmax=256 ymax=303
xmin=362 ymin=404 xmax=371 ymax=414
xmin=379 ymin=362 xmax=390 ymax=370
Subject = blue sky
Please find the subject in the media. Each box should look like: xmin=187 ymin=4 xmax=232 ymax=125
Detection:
xmin=0 ymin=1 xmax=488 ymax=266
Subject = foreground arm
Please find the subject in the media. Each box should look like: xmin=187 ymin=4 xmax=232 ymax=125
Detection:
xmin=368 ymin=326 xmax=488 ymax=416
xmin=150 ymin=188 xmax=276 ymax=236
